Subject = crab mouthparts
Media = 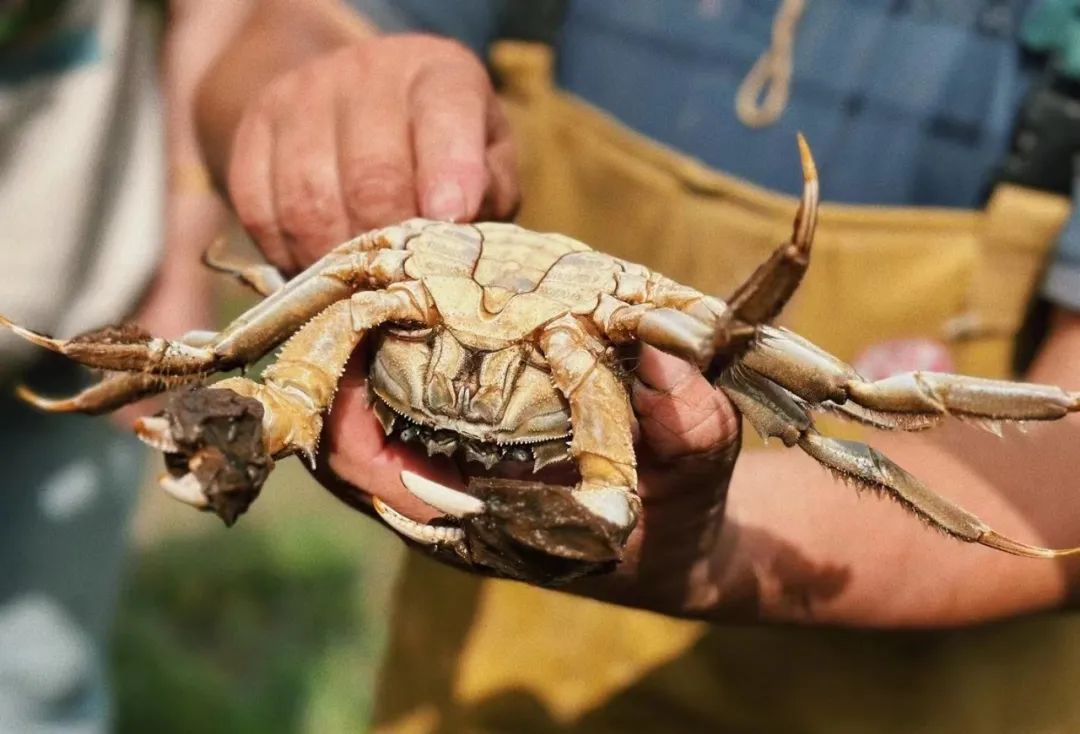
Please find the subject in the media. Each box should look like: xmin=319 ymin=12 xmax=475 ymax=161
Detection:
xmin=380 ymin=402 xmax=572 ymax=474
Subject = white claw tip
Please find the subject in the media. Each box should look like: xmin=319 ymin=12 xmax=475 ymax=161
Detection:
xmin=135 ymin=416 xmax=180 ymax=453
xmin=159 ymin=472 xmax=208 ymax=509
xmin=400 ymin=470 xmax=485 ymax=517
xmin=373 ymin=497 xmax=465 ymax=545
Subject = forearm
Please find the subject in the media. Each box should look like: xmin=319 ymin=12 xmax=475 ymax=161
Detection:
xmin=195 ymin=0 xmax=377 ymax=181
xmin=711 ymin=310 xmax=1080 ymax=628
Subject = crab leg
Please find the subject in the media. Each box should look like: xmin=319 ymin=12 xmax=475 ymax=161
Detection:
xmin=202 ymin=237 xmax=287 ymax=297
xmin=725 ymin=133 xmax=818 ymax=325
xmin=605 ymin=137 xmax=817 ymax=368
xmin=15 ymin=329 xmax=219 ymax=414
xmin=539 ymin=314 xmax=640 ymax=530
xmin=593 ymin=295 xmax=715 ymax=367
xmin=18 ymin=372 xmax=183 ymax=415
xmin=742 ymin=326 xmax=1080 ymax=426
xmin=720 ymin=367 xmax=1080 ymax=558
xmin=0 ymin=246 xmax=404 ymax=374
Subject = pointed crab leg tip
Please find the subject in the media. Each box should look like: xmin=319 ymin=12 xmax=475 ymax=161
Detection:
xmin=159 ymin=473 xmax=209 ymax=509
xmin=795 ymin=133 xmax=817 ymax=182
xmin=399 ymin=470 xmax=485 ymax=518
xmin=979 ymin=530 xmax=1080 ymax=559
xmin=791 ymin=134 xmax=820 ymax=249
xmin=134 ymin=416 xmax=180 ymax=453
xmin=14 ymin=384 xmax=72 ymax=412
xmin=200 ymin=236 xmax=229 ymax=269
xmin=373 ymin=496 xmax=466 ymax=545
xmin=0 ymin=319 xmax=63 ymax=352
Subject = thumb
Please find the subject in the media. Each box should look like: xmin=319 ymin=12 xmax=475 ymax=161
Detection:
xmin=631 ymin=346 xmax=741 ymax=460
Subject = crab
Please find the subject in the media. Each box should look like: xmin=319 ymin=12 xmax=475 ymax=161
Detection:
xmin=5 ymin=137 xmax=1080 ymax=585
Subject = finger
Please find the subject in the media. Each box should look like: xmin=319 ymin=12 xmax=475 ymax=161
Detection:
xmin=337 ymin=53 xmax=418 ymax=232
xmin=478 ymin=100 xmax=521 ymax=221
xmin=411 ymin=56 xmax=491 ymax=222
xmin=632 ymin=346 xmax=740 ymax=460
xmin=323 ymin=352 xmax=464 ymax=521
xmin=228 ymin=102 xmax=296 ymax=272
xmin=271 ymin=68 xmax=351 ymax=268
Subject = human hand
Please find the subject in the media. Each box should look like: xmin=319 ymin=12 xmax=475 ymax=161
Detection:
xmin=224 ymin=33 xmax=519 ymax=273
xmin=315 ymin=344 xmax=741 ymax=614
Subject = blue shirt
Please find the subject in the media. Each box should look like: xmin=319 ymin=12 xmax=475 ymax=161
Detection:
xmin=352 ymin=0 xmax=1080 ymax=310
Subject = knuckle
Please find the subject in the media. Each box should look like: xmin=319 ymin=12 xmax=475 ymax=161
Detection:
xmin=236 ymin=208 xmax=278 ymax=246
xmin=233 ymin=197 xmax=269 ymax=234
xmin=276 ymin=174 xmax=341 ymax=241
xmin=342 ymin=158 xmax=415 ymax=224
xmin=260 ymin=70 xmax=298 ymax=110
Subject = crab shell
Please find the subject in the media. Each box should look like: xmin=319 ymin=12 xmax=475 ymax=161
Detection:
xmin=366 ymin=224 xmax=643 ymax=470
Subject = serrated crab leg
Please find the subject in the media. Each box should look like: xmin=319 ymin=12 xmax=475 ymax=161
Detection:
xmin=741 ymin=326 xmax=1080 ymax=428
xmin=539 ymin=315 xmax=641 ymax=532
xmin=720 ymin=366 xmax=1080 ymax=559
xmin=213 ymin=283 xmax=436 ymax=462
xmin=14 ymin=329 xmax=219 ymax=415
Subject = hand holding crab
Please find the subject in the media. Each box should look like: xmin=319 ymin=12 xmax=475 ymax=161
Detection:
xmin=7 ymin=139 xmax=1080 ymax=590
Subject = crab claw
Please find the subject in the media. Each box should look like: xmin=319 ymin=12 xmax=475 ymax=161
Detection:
xmin=134 ymin=415 xmax=180 ymax=453
xmin=372 ymin=470 xmax=625 ymax=586
xmin=371 ymin=471 xmax=483 ymax=546
xmin=400 ymin=470 xmax=486 ymax=517
xmin=134 ymin=388 xmax=274 ymax=526
xmin=372 ymin=497 xmax=466 ymax=545
xmin=159 ymin=472 xmax=209 ymax=509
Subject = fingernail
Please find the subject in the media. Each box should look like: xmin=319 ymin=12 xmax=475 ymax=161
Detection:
xmin=423 ymin=181 xmax=467 ymax=222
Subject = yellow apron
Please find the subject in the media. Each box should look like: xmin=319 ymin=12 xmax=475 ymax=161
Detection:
xmin=372 ymin=43 xmax=1077 ymax=734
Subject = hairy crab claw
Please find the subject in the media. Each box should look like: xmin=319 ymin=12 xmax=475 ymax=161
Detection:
xmin=375 ymin=470 xmax=626 ymax=586
xmin=134 ymin=416 xmax=209 ymax=509
xmin=134 ymin=389 xmax=274 ymax=526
